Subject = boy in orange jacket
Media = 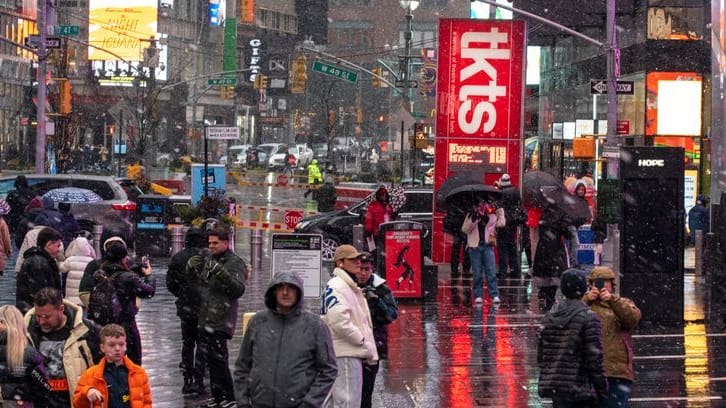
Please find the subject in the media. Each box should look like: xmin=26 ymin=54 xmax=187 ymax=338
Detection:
xmin=73 ymin=323 xmax=152 ymax=407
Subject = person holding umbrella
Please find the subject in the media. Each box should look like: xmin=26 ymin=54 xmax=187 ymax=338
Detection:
xmin=461 ymin=199 xmax=505 ymax=305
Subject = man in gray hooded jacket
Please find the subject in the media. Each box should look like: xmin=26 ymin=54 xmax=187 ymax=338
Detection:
xmin=233 ymin=271 xmax=337 ymax=408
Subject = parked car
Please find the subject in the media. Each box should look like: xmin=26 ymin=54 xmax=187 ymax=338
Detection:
xmin=294 ymin=186 xmax=433 ymax=261
xmin=312 ymin=142 xmax=328 ymax=160
xmin=0 ymin=174 xmax=136 ymax=244
xmin=227 ymin=144 xmax=252 ymax=166
xmin=256 ymin=143 xmax=287 ymax=169
xmin=269 ymin=144 xmax=315 ymax=169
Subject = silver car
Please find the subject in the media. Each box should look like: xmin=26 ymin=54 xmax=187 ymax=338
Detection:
xmin=0 ymin=174 xmax=136 ymax=243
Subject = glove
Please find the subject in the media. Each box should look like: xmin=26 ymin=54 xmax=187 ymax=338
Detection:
xmin=365 ymin=290 xmax=379 ymax=301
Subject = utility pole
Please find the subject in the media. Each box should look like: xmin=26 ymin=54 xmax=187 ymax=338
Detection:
xmin=36 ymin=0 xmax=48 ymax=173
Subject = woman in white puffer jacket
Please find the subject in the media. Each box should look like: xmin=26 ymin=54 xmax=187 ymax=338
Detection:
xmin=59 ymin=236 xmax=96 ymax=306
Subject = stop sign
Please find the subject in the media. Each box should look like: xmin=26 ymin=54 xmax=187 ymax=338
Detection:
xmin=284 ymin=210 xmax=304 ymax=229
xmin=277 ymin=174 xmax=289 ymax=186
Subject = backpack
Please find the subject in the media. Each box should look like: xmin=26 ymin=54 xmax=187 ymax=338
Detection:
xmin=508 ymin=205 xmax=528 ymax=226
xmin=87 ymin=269 xmax=124 ymax=325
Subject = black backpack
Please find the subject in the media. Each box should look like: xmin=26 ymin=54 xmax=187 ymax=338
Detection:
xmin=88 ymin=269 xmax=124 ymax=325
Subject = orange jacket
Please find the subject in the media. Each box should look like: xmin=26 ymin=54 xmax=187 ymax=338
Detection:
xmin=72 ymin=356 xmax=152 ymax=408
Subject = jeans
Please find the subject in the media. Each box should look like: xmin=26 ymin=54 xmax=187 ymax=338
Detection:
xmin=324 ymin=357 xmax=363 ymax=408
xmin=450 ymin=232 xmax=470 ymax=277
xmin=200 ymin=331 xmax=234 ymax=401
xmin=497 ymin=241 xmax=520 ymax=278
xmin=468 ymin=243 xmax=498 ymax=299
xmin=601 ymin=377 xmax=632 ymax=408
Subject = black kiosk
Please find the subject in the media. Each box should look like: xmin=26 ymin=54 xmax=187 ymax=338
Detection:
xmin=619 ymin=146 xmax=684 ymax=326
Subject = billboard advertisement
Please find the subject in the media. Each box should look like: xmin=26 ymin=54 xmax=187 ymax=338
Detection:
xmin=88 ymin=1 xmax=159 ymax=61
xmin=433 ymin=19 xmax=526 ymax=263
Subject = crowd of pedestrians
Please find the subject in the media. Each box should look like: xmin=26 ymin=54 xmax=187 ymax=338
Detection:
xmin=0 ymin=171 xmax=648 ymax=407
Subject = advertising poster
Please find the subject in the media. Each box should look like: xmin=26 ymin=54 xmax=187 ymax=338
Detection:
xmin=271 ymin=234 xmax=323 ymax=298
xmin=433 ymin=19 xmax=526 ymax=263
xmin=386 ymin=230 xmax=422 ymax=298
xmin=88 ymin=0 xmax=159 ymax=61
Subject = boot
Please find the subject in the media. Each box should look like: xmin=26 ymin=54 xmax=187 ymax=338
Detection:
xmin=182 ymin=376 xmax=193 ymax=396
xmin=462 ymin=288 xmax=472 ymax=307
xmin=186 ymin=377 xmax=206 ymax=397
xmin=451 ymin=286 xmax=460 ymax=304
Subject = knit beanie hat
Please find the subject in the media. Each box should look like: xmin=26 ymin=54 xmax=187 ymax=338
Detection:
xmin=103 ymin=236 xmax=128 ymax=262
xmin=499 ymin=174 xmax=512 ymax=187
xmin=560 ymin=268 xmax=588 ymax=299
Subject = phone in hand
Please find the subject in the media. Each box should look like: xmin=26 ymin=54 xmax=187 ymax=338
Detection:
xmin=141 ymin=255 xmax=150 ymax=268
xmin=594 ymin=277 xmax=605 ymax=290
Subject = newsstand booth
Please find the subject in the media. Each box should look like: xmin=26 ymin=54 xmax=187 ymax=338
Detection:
xmin=619 ymin=146 xmax=684 ymax=326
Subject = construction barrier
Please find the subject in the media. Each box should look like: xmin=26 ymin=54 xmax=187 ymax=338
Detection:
xmin=235 ymin=219 xmax=292 ymax=231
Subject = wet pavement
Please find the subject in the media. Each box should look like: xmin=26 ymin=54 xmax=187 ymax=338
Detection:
xmin=0 ymin=176 xmax=724 ymax=407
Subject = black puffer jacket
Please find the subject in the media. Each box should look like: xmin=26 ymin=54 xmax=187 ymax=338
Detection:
xmin=538 ymin=298 xmax=608 ymax=403
xmin=16 ymin=247 xmax=62 ymax=314
xmin=0 ymin=334 xmax=50 ymax=404
xmin=166 ymin=228 xmax=208 ymax=321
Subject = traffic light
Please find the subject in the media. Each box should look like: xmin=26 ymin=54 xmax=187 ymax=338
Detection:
xmin=328 ymin=110 xmax=336 ymax=128
xmin=291 ymin=56 xmax=307 ymax=94
xmin=220 ymin=86 xmax=235 ymax=99
xmin=59 ymin=78 xmax=71 ymax=115
xmin=253 ymin=75 xmax=261 ymax=90
xmin=259 ymin=75 xmax=268 ymax=89
xmin=356 ymin=108 xmax=363 ymax=124
xmin=372 ymin=67 xmax=382 ymax=87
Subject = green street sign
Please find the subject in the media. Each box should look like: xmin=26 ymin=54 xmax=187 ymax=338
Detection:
xmin=56 ymin=25 xmax=79 ymax=36
xmin=208 ymin=78 xmax=237 ymax=85
xmin=312 ymin=60 xmax=358 ymax=83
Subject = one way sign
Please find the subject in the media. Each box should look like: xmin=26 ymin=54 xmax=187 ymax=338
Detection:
xmin=590 ymin=80 xmax=634 ymax=95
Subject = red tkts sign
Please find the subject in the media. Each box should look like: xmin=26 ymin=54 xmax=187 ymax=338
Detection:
xmin=433 ymin=19 xmax=526 ymax=264
xmin=436 ymin=19 xmax=526 ymax=141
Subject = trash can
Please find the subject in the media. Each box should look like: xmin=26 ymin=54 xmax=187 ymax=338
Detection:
xmin=377 ymin=221 xmax=433 ymax=300
xmin=576 ymin=225 xmax=595 ymax=265
xmin=134 ymin=195 xmax=172 ymax=257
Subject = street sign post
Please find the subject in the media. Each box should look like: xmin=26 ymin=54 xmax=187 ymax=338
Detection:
xmin=56 ymin=25 xmax=79 ymax=36
xmin=590 ymin=80 xmax=634 ymax=95
xmin=25 ymin=35 xmax=61 ymax=49
xmin=207 ymin=78 xmax=237 ymax=86
xmin=311 ymin=60 xmax=358 ymax=83
xmin=205 ymin=126 xmax=239 ymax=140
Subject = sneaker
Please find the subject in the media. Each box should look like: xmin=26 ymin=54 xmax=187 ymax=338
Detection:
xmin=199 ymin=399 xmax=219 ymax=408
xmin=492 ymin=296 xmax=501 ymax=303
xmin=219 ymin=400 xmax=237 ymax=408
xmin=474 ymin=297 xmax=483 ymax=304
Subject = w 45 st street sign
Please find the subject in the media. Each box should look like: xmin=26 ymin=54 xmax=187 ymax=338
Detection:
xmin=312 ymin=60 xmax=358 ymax=84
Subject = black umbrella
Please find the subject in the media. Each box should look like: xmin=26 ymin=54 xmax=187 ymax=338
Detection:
xmin=522 ymin=170 xmax=566 ymax=208
xmin=547 ymin=189 xmax=592 ymax=227
xmin=435 ymin=172 xmax=487 ymax=211
xmin=438 ymin=184 xmax=501 ymax=212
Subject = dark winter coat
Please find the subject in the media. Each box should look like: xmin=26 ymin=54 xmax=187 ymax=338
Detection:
xmin=233 ymin=271 xmax=337 ymax=408
xmin=533 ymin=209 xmax=571 ymax=280
xmin=6 ymin=185 xmax=34 ymax=234
xmin=313 ymin=182 xmax=337 ymax=212
xmin=538 ymin=298 xmax=608 ymax=403
xmin=497 ymin=185 xmax=523 ymax=243
xmin=57 ymin=213 xmax=79 ymax=248
xmin=95 ymin=261 xmax=156 ymax=324
xmin=16 ymin=247 xmax=62 ymax=314
xmin=359 ymin=273 xmax=398 ymax=359
xmin=193 ymin=249 xmax=247 ymax=338
xmin=688 ymin=203 xmax=710 ymax=243
xmin=14 ymin=208 xmax=45 ymax=249
xmin=166 ymin=230 xmax=208 ymax=321
xmin=0 ymin=334 xmax=50 ymax=404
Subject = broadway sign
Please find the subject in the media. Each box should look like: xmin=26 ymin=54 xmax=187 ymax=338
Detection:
xmin=433 ymin=19 xmax=526 ymax=263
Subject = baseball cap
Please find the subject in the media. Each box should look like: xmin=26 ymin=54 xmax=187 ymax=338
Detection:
xmin=358 ymin=252 xmax=373 ymax=262
xmin=334 ymin=245 xmax=363 ymax=262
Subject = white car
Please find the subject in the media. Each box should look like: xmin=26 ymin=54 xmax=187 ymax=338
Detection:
xmin=257 ymin=143 xmax=288 ymax=169
xmin=269 ymin=144 xmax=314 ymax=169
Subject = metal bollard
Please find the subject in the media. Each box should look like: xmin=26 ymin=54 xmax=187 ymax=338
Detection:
xmin=171 ymin=226 xmax=186 ymax=255
xmin=251 ymin=229 xmax=263 ymax=276
xmin=352 ymin=225 xmax=365 ymax=252
xmin=695 ymin=230 xmax=703 ymax=276
xmin=93 ymin=225 xmax=103 ymax=259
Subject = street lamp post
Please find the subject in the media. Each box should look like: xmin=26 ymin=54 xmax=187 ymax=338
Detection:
xmin=399 ymin=0 xmax=419 ymax=181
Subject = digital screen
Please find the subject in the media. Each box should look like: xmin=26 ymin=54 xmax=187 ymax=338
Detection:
xmin=447 ymin=142 xmax=507 ymax=172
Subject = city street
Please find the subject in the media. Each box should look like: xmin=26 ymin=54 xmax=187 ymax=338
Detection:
xmin=0 ymin=175 xmax=724 ymax=407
